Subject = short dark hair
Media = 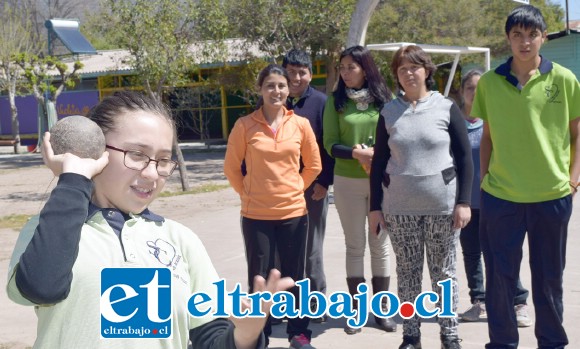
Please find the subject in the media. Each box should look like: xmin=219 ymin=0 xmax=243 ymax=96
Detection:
xmin=282 ymin=49 xmax=312 ymax=73
xmin=505 ymin=5 xmax=547 ymax=35
xmin=390 ymin=45 xmax=437 ymax=91
xmin=333 ymin=45 xmax=392 ymax=112
xmin=86 ymin=90 xmax=175 ymax=137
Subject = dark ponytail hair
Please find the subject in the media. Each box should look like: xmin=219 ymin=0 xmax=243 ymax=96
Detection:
xmin=255 ymin=64 xmax=289 ymax=109
xmin=87 ymin=90 xmax=175 ymax=136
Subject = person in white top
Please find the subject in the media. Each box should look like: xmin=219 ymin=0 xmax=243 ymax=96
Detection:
xmin=7 ymin=90 xmax=291 ymax=349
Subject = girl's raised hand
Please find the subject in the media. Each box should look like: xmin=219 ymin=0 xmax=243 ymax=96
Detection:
xmin=42 ymin=132 xmax=109 ymax=179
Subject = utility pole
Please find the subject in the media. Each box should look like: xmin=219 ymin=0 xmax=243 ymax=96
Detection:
xmin=565 ymin=0 xmax=570 ymax=35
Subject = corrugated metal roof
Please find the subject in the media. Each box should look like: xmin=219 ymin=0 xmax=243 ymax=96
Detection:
xmin=56 ymin=38 xmax=268 ymax=78
xmin=58 ymin=50 xmax=132 ymax=76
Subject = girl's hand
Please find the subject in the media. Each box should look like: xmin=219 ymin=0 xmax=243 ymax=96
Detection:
xmin=452 ymin=204 xmax=471 ymax=230
xmin=42 ymin=132 xmax=109 ymax=179
xmin=231 ymin=269 xmax=294 ymax=349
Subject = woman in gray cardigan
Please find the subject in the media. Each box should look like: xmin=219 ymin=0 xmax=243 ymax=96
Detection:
xmin=369 ymin=45 xmax=473 ymax=349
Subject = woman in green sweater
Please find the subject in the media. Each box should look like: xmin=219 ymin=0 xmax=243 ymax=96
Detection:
xmin=323 ymin=45 xmax=396 ymax=334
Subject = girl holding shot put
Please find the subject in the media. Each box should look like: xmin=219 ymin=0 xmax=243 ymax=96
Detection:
xmin=7 ymin=90 xmax=290 ymax=349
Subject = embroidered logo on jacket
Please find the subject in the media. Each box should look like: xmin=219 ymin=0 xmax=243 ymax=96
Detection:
xmin=545 ymin=84 xmax=561 ymax=103
xmin=147 ymin=238 xmax=179 ymax=268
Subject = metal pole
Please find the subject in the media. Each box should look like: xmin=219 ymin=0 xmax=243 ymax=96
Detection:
xmin=485 ymin=50 xmax=491 ymax=72
xmin=444 ymin=53 xmax=461 ymax=97
xmin=566 ymin=0 xmax=570 ymax=35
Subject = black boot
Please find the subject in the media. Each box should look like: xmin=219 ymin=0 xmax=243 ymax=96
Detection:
xmin=371 ymin=276 xmax=398 ymax=332
xmin=310 ymin=298 xmax=327 ymax=323
xmin=344 ymin=277 xmax=365 ymax=335
xmin=441 ymin=335 xmax=462 ymax=349
xmin=399 ymin=335 xmax=422 ymax=349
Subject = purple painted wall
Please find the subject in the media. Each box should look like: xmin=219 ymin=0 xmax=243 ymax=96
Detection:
xmin=0 ymin=91 xmax=99 ymax=142
xmin=0 ymin=95 xmax=37 ymax=136
xmin=55 ymin=91 xmax=99 ymax=118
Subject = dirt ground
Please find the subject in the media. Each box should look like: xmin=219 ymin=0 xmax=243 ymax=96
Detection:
xmin=0 ymin=148 xmax=231 ymax=218
xmin=2 ymin=148 xmax=579 ymax=349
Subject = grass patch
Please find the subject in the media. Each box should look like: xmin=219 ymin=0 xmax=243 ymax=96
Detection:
xmin=0 ymin=214 xmax=32 ymax=230
xmin=159 ymin=183 xmax=230 ymax=197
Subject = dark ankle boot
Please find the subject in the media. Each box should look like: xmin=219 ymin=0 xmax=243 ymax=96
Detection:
xmin=344 ymin=277 xmax=365 ymax=335
xmin=399 ymin=335 xmax=421 ymax=349
xmin=371 ymin=276 xmax=398 ymax=332
xmin=441 ymin=335 xmax=462 ymax=349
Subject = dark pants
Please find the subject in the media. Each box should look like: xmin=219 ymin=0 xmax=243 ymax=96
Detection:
xmin=304 ymin=184 xmax=329 ymax=295
xmin=480 ymin=191 xmax=571 ymax=349
xmin=460 ymin=209 xmax=529 ymax=304
xmin=241 ymin=215 xmax=311 ymax=343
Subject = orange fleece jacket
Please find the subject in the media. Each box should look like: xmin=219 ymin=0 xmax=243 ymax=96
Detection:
xmin=224 ymin=108 xmax=322 ymax=220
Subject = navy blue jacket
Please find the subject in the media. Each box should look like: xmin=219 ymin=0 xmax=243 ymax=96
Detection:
xmin=287 ymin=86 xmax=335 ymax=189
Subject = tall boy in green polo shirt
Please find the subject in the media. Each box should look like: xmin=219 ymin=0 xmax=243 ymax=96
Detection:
xmin=471 ymin=5 xmax=580 ymax=349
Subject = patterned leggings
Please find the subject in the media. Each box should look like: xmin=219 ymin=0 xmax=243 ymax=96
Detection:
xmin=385 ymin=214 xmax=460 ymax=338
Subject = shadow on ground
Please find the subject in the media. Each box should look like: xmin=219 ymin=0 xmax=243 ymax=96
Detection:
xmin=0 ymin=154 xmax=44 ymax=170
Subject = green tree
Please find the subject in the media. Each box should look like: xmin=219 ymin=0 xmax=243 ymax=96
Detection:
xmin=366 ymin=0 xmax=564 ymax=84
xmin=104 ymin=0 xmax=231 ymax=191
xmin=15 ymin=53 xmax=83 ymax=143
xmin=106 ymin=0 xmax=199 ymax=99
xmin=80 ymin=2 xmax=123 ymax=51
xmin=225 ymin=0 xmax=357 ymax=93
xmin=474 ymin=0 xmax=564 ymax=55
xmin=0 ymin=4 xmax=37 ymax=153
xmin=367 ymin=0 xmax=564 ymax=55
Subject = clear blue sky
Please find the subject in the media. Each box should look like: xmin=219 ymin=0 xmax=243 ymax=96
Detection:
xmin=552 ymin=0 xmax=580 ymax=22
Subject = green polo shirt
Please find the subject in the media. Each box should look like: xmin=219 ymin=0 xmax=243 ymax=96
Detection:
xmin=471 ymin=57 xmax=580 ymax=203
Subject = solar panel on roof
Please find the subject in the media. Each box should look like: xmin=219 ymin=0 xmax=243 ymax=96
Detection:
xmin=45 ymin=19 xmax=97 ymax=55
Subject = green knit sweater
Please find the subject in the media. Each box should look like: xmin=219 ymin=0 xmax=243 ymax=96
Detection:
xmin=323 ymin=96 xmax=379 ymax=179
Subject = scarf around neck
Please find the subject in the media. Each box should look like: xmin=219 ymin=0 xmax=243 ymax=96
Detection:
xmin=346 ymin=88 xmax=375 ymax=111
